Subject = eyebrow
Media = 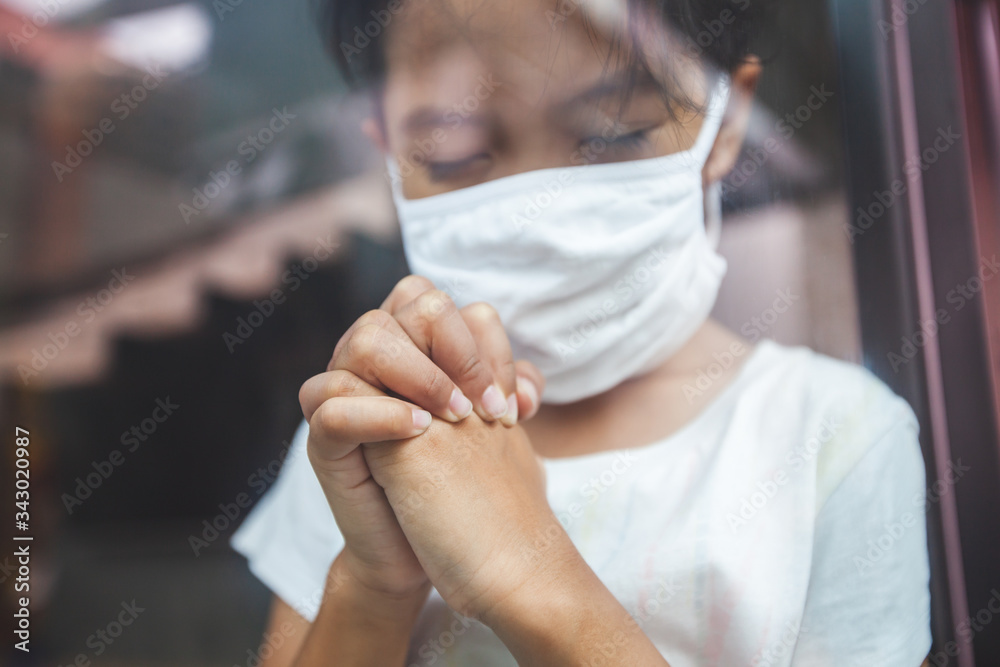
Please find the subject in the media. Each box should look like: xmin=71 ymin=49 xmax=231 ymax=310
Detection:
xmin=399 ymin=70 xmax=664 ymax=133
xmin=402 ymin=107 xmax=487 ymax=133
xmin=559 ymin=70 xmax=662 ymax=109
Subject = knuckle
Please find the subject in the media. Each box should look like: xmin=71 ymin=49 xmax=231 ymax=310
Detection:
xmin=416 ymin=289 xmax=456 ymax=320
xmin=357 ymin=308 xmax=395 ymax=329
xmin=396 ymin=274 xmax=434 ymax=296
xmin=346 ymin=323 xmax=383 ymax=360
xmin=498 ymin=355 xmax=516 ymax=380
xmin=330 ymin=327 xmax=355 ymax=369
xmin=314 ymin=400 xmax=347 ymax=437
xmin=387 ymin=405 xmax=409 ymax=435
xmin=329 ymin=370 xmax=363 ymax=397
xmin=422 ymin=370 xmax=452 ymax=403
xmin=455 ymin=353 xmax=487 ymax=385
xmin=344 ymin=324 xmax=406 ymax=379
xmin=463 ymin=301 xmax=501 ymax=325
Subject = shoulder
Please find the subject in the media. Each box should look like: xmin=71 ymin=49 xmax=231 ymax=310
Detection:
xmin=740 ymin=339 xmax=921 ymax=510
xmin=744 ymin=338 xmax=913 ymax=414
xmin=750 ymin=347 xmax=934 ymax=664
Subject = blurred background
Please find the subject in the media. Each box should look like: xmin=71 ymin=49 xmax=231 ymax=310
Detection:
xmin=0 ymin=0 xmax=997 ymax=664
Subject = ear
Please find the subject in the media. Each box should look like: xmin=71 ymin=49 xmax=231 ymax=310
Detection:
xmin=702 ymin=56 xmax=762 ymax=186
xmin=361 ymin=116 xmax=388 ymax=153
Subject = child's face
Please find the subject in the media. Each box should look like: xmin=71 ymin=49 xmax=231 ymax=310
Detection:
xmin=378 ymin=0 xmax=713 ymax=199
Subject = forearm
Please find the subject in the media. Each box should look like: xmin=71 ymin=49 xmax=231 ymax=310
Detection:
xmin=482 ymin=539 xmax=670 ymax=666
xmin=293 ymin=551 xmax=429 ymax=667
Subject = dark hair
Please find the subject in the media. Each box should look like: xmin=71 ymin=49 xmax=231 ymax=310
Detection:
xmin=318 ymin=0 xmax=773 ymax=89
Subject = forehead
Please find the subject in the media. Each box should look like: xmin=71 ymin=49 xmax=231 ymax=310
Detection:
xmin=382 ymin=0 xmax=650 ymax=107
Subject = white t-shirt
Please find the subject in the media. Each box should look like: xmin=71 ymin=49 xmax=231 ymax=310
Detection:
xmin=231 ymin=338 xmax=932 ymax=666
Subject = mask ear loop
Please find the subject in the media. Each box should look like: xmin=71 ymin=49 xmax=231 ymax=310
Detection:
xmin=697 ymin=76 xmax=729 ymax=251
xmin=704 ymin=180 xmax=723 ymax=250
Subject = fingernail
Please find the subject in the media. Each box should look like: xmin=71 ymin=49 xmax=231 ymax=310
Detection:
xmin=517 ymin=376 xmax=539 ymax=417
xmin=412 ymin=409 xmax=432 ymax=432
xmin=449 ymin=388 xmax=473 ymax=420
xmin=500 ymin=393 xmax=518 ymax=426
xmin=481 ymin=384 xmax=509 ymax=420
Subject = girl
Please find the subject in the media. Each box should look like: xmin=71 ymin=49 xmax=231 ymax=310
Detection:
xmin=233 ymin=0 xmax=933 ymax=664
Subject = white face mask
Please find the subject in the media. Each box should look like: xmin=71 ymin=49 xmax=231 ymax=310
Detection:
xmin=388 ymin=77 xmax=730 ymax=404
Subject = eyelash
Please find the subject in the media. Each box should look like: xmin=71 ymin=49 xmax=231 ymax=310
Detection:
xmin=580 ymin=127 xmax=653 ymax=152
xmin=423 ymin=127 xmax=653 ymax=181
xmin=426 ymin=153 xmax=490 ymax=182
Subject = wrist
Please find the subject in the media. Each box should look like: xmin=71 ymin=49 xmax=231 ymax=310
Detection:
xmin=476 ymin=515 xmax=586 ymax=626
xmin=332 ymin=550 xmax=431 ymax=625
xmin=475 ymin=525 xmax=669 ymax=667
xmin=479 ymin=531 xmax=599 ymax=663
xmin=294 ymin=553 xmax=431 ymax=667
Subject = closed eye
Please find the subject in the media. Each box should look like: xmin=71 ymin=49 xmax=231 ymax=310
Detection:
xmin=426 ymin=153 xmax=492 ymax=182
xmin=579 ymin=127 xmax=653 ymax=151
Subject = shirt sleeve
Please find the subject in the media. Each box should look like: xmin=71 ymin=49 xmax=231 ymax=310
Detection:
xmin=230 ymin=419 xmax=345 ymax=622
xmin=790 ymin=400 xmax=933 ymax=666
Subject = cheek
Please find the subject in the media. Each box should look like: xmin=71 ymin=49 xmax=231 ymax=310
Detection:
xmin=379 ymin=90 xmax=458 ymax=199
xmin=391 ymin=152 xmax=433 ymax=200
xmin=648 ymin=114 xmax=705 ymax=158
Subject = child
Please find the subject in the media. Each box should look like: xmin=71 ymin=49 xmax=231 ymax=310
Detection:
xmin=232 ymin=0 xmax=933 ymax=664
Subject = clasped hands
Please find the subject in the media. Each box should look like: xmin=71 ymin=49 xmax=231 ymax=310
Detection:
xmin=299 ymin=276 xmax=575 ymax=623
